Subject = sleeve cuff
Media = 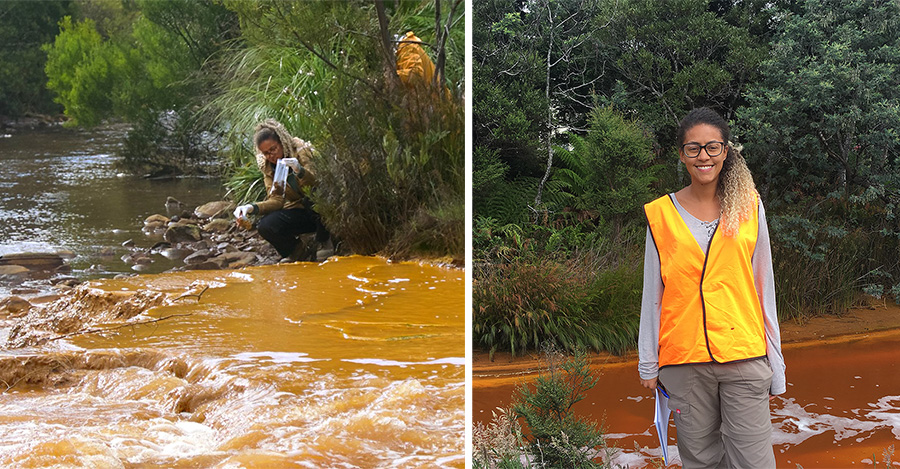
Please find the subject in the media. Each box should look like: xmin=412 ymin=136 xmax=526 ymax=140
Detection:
xmin=250 ymin=204 xmax=259 ymax=215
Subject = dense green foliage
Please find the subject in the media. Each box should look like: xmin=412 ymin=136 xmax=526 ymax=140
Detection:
xmin=475 ymin=0 xmax=900 ymax=355
xmin=0 ymin=1 xmax=73 ymax=117
xmin=211 ymin=0 xmax=464 ymax=257
xmin=738 ymin=0 xmax=900 ymax=320
xmin=42 ymin=0 xmax=238 ymax=172
xmin=35 ymin=0 xmax=463 ymax=259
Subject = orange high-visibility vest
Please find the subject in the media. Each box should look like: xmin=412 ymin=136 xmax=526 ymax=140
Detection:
xmin=644 ymin=194 xmax=767 ymax=368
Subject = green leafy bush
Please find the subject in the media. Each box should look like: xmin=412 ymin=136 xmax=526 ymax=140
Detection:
xmin=473 ymin=227 xmax=643 ymax=357
xmin=513 ymin=347 xmax=616 ymax=468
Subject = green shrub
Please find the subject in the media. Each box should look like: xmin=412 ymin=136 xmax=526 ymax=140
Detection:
xmin=209 ymin=3 xmax=464 ymax=259
xmin=512 ymin=346 xmax=616 ymax=468
xmin=474 ymin=257 xmax=593 ymax=358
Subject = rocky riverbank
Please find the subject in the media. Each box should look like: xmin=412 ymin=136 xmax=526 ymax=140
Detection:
xmin=0 ymin=196 xmax=336 ymax=318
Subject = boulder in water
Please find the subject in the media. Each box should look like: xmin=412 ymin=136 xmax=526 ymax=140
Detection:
xmin=0 ymin=265 xmax=29 ymax=276
xmin=164 ymin=224 xmax=202 ymax=243
xmin=183 ymin=250 xmax=212 ymax=265
xmin=165 ymin=196 xmax=187 ymax=215
xmin=144 ymin=214 xmax=170 ymax=226
xmin=55 ymin=249 xmax=76 ymax=260
xmin=195 ymin=201 xmax=235 ymax=219
xmin=0 ymin=296 xmax=31 ymax=318
xmin=160 ymin=247 xmax=191 ymax=260
xmin=0 ymin=253 xmax=66 ymax=273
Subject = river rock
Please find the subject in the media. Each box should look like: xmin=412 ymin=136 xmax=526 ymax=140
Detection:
xmin=0 ymin=253 xmax=66 ymax=271
xmin=164 ymin=224 xmax=202 ymax=243
xmin=0 ymin=296 xmax=31 ymax=318
xmin=220 ymin=251 xmax=257 ymax=268
xmin=183 ymin=250 xmax=212 ymax=265
xmin=144 ymin=214 xmax=170 ymax=226
xmin=121 ymin=239 xmax=135 ymax=248
xmin=160 ymin=247 xmax=191 ymax=260
xmin=195 ymin=201 xmax=235 ymax=219
xmin=216 ymin=242 xmax=238 ymax=253
xmin=165 ymin=196 xmax=187 ymax=215
xmin=0 ymin=265 xmax=29 ymax=276
xmin=203 ymin=219 xmax=231 ymax=233
xmin=184 ymin=260 xmax=221 ymax=270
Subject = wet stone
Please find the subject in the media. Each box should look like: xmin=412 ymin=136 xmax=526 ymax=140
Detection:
xmin=0 ymin=296 xmax=31 ymax=317
xmin=144 ymin=214 xmax=170 ymax=226
xmin=164 ymin=224 xmax=202 ymax=243
xmin=0 ymin=265 xmax=29 ymax=276
xmin=134 ymin=256 xmax=152 ymax=265
xmin=160 ymin=248 xmax=191 ymax=260
xmin=0 ymin=253 xmax=65 ymax=271
xmin=195 ymin=201 xmax=235 ymax=219
xmin=203 ymin=219 xmax=231 ymax=233
xmin=220 ymin=252 xmax=256 ymax=268
xmin=185 ymin=260 xmax=221 ymax=271
xmin=184 ymin=250 xmax=212 ymax=265
xmin=165 ymin=196 xmax=186 ymax=215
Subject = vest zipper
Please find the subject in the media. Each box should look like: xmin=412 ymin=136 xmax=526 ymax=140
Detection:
xmin=699 ymin=223 xmax=719 ymax=363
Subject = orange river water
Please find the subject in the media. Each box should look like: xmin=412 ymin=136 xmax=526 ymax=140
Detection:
xmin=474 ymin=330 xmax=900 ymax=468
xmin=0 ymin=256 xmax=464 ymax=468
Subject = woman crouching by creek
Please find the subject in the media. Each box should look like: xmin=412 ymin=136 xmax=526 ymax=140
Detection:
xmin=233 ymin=119 xmax=331 ymax=262
xmin=638 ymin=107 xmax=786 ymax=468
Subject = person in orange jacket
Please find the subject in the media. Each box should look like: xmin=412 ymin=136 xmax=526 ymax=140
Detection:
xmin=638 ymin=107 xmax=785 ymax=468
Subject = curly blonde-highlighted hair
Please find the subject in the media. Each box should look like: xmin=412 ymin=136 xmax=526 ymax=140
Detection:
xmin=676 ymin=107 xmax=758 ymax=237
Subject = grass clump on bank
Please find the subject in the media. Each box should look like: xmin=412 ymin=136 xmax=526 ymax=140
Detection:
xmin=474 ymin=219 xmax=644 ymax=358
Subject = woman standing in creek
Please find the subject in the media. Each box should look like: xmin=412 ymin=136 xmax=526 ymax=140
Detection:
xmin=638 ymin=107 xmax=786 ymax=468
xmin=233 ymin=119 xmax=331 ymax=262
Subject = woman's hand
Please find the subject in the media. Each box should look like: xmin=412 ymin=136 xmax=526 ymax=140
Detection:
xmin=234 ymin=204 xmax=253 ymax=220
xmin=281 ymin=158 xmax=301 ymax=173
xmin=641 ymin=377 xmax=658 ymax=391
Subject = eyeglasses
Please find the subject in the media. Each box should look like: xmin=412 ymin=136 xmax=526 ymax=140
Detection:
xmin=681 ymin=141 xmax=725 ymax=158
xmin=260 ymin=142 xmax=281 ymax=158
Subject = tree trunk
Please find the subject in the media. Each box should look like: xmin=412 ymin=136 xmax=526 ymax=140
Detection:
xmin=374 ymin=0 xmax=399 ymax=88
xmin=534 ymin=0 xmax=555 ymax=219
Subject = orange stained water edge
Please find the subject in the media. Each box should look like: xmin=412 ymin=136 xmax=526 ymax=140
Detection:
xmin=0 ymin=256 xmax=464 ymax=468
xmin=474 ymin=329 xmax=900 ymax=468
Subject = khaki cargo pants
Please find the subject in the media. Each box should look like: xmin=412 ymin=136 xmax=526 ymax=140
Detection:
xmin=659 ymin=358 xmax=776 ymax=469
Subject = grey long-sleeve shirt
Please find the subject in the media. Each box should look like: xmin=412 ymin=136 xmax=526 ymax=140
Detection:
xmin=638 ymin=194 xmax=787 ymax=395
